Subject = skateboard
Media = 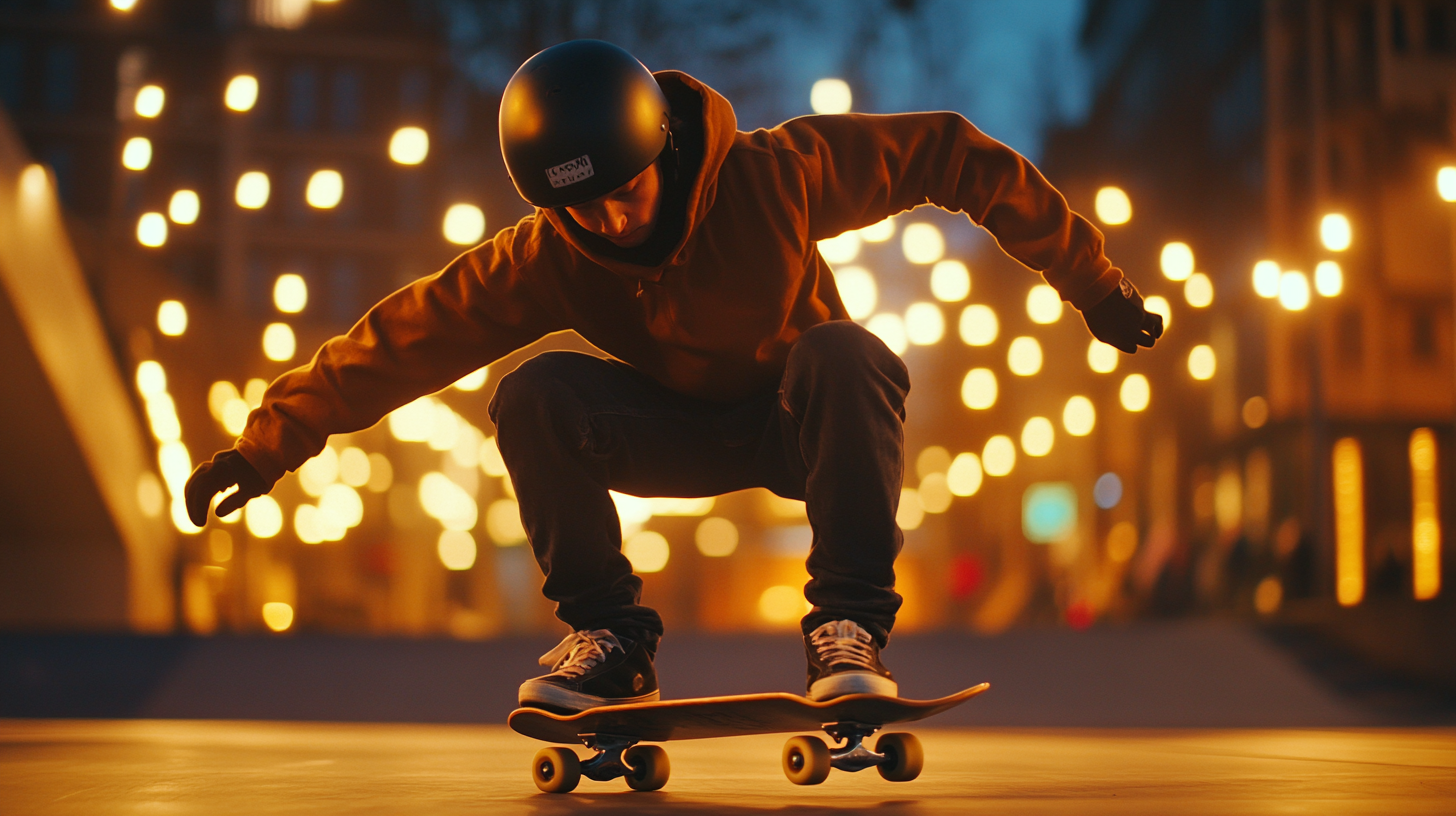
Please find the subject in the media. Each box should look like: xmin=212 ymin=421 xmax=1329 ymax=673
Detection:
xmin=508 ymin=682 xmax=989 ymax=793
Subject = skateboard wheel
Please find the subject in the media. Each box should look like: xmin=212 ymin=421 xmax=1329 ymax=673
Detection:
xmin=622 ymin=744 xmax=670 ymax=791
xmin=531 ymin=747 xmax=581 ymax=793
xmin=782 ymin=735 xmax=831 ymax=785
xmin=875 ymin=732 xmax=923 ymax=782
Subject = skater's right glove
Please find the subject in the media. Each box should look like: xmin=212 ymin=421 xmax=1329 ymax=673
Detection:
xmin=1080 ymin=277 xmax=1164 ymax=354
xmin=185 ymin=449 xmax=271 ymax=526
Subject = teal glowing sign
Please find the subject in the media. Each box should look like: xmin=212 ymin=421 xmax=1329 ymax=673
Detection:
xmin=1022 ymin=482 xmax=1077 ymax=543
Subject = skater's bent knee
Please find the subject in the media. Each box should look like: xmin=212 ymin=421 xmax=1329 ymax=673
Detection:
xmin=790 ymin=321 xmax=907 ymax=379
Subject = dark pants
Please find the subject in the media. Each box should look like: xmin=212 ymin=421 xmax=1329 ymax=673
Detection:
xmin=488 ymin=321 xmax=910 ymax=646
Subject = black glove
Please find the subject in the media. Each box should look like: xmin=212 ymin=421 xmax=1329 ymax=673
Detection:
xmin=185 ymin=449 xmax=271 ymax=527
xmin=1080 ymin=277 xmax=1164 ymax=353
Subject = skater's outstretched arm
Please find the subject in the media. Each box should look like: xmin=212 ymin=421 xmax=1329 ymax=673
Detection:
xmin=186 ymin=217 xmax=563 ymax=525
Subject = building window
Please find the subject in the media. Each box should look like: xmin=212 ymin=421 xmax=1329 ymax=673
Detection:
xmin=332 ymin=67 xmax=362 ymax=131
xmin=1393 ymin=3 xmax=1411 ymax=53
xmin=1426 ymin=1 xmax=1453 ymax=53
xmin=42 ymin=44 xmax=77 ymax=114
xmin=287 ymin=65 xmax=318 ymax=130
xmin=1412 ymin=308 xmax=1437 ymax=359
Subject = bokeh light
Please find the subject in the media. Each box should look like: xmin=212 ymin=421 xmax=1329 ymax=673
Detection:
xmin=261 ymin=602 xmax=293 ymax=632
xmin=453 ymin=367 xmax=489 ymax=391
xmin=1184 ymin=272 xmax=1213 ymax=308
xmin=273 ymin=274 xmax=307 ymax=313
xmin=157 ymin=300 xmax=188 ymax=336
xmin=1026 ymin=284 xmax=1063 ymax=324
xmin=245 ymin=495 xmax=284 ymax=538
xmin=818 ymin=230 xmax=860 ymax=263
xmin=136 ymin=212 xmax=167 ymax=247
xmin=983 ymin=435 xmax=1016 ymax=477
xmin=1188 ymin=344 xmax=1216 ymax=380
xmin=1007 ymin=336 xmax=1043 ymax=376
xmin=810 ymin=78 xmax=851 ymax=114
xmin=1021 ymin=416 xmax=1054 ymax=457
xmin=235 ymin=171 xmax=270 ymax=208
xmin=1120 ymin=373 xmax=1150 ymax=411
xmin=930 ymin=260 xmax=970 ymax=302
xmin=1107 ymin=521 xmax=1138 ymax=562
xmin=1094 ymin=472 xmax=1123 ymax=509
xmin=225 ymin=74 xmax=259 ymax=112
xmin=169 ymin=190 xmax=200 ymax=224
xmin=438 ymin=530 xmax=477 ymax=570
xmin=121 ymin=137 xmax=152 ymax=170
xmin=1063 ymin=395 xmax=1096 ymax=436
xmin=1243 ymin=396 xmax=1269 ymax=429
xmin=1278 ymin=270 xmax=1310 ymax=311
xmin=866 ymin=313 xmax=907 ymax=354
xmin=625 ymin=530 xmax=670 ymax=573
xmin=262 ymin=322 xmax=296 ymax=361
xmin=901 ymin=222 xmax=944 ymax=264
xmin=904 ymin=302 xmax=945 ymax=345
xmin=389 ymin=126 xmax=430 ymax=165
xmin=1314 ymin=260 xmax=1343 ymax=297
xmin=443 ymin=203 xmax=485 ymax=245
xmin=695 ymin=517 xmax=738 ymax=557
xmin=960 ymin=367 xmax=997 ymax=410
xmin=1160 ymin=242 xmax=1194 ymax=281
xmin=1144 ymin=295 xmax=1171 ymax=329
xmin=306 ymin=169 xmax=343 ymax=209
xmin=759 ymin=585 xmax=809 ymax=624
xmin=958 ymin=304 xmax=998 ymax=346
xmin=1087 ymin=339 xmax=1118 ymax=373
xmin=1252 ymin=260 xmax=1281 ymax=298
xmin=1094 ymin=186 xmax=1132 ymax=225
xmin=1439 ymin=166 xmax=1456 ymax=202
xmin=134 ymin=84 xmax=165 ymax=118
xmin=834 ymin=266 xmax=877 ymax=319
xmin=897 ymin=488 xmax=925 ymax=530
xmin=947 ymin=452 xmax=983 ymax=496
xmin=1320 ymin=213 xmax=1351 ymax=251
xmin=858 ymin=217 xmax=895 ymax=242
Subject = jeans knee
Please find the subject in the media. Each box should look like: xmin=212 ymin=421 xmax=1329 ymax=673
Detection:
xmin=788 ymin=321 xmax=909 ymax=389
xmin=487 ymin=352 xmax=586 ymax=435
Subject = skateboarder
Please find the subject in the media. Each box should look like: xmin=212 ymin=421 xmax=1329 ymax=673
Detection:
xmin=186 ymin=40 xmax=1162 ymax=713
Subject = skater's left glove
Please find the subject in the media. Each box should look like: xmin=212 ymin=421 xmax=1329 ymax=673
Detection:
xmin=1080 ymin=277 xmax=1164 ymax=353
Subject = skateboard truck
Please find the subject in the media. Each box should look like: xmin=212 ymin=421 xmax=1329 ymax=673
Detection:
xmin=824 ymin=721 xmax=886 ymax=773
xmin=576 ymin=734 xmax=633 ymax=782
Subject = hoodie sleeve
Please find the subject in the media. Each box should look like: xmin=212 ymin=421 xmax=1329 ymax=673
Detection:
xmin=772 ymin=111 xmax=1122 ymax=310
xmin=235 ymin=219 xmax=561 ymax=484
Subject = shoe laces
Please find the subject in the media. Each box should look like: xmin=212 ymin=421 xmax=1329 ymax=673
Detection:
xmin=538 ymin=629 xmax=623 ymax=679
xmin=809 ymin=620 xmax=877 ymax=670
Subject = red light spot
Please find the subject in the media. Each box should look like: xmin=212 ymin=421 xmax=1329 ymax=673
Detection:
xmin=1065 ymin=600 xmax=1094 ymax=630
xmin=949 ymin=555 xmax=983 ymax=600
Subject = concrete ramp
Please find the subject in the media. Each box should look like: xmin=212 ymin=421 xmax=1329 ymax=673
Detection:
xmin=0 ymin=109 xmax=174 ymax=630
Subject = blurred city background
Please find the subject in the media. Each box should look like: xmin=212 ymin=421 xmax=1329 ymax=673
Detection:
xmin=0 ymin=0 xmax=1453 ymax=723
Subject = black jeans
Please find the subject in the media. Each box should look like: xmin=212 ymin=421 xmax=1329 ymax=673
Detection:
xmin=488 ymin=321 xmax=910 ymax=646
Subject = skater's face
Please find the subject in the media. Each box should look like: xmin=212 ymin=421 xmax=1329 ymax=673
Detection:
xmin=565 ymin=161 xmax=662 ymax=248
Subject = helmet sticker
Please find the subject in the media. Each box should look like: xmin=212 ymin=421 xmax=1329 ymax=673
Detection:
xmin=547 ymin=155 xmax=595 ymax=188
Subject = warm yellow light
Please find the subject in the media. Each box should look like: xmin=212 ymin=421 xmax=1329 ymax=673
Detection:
xmin=298 ymin=447 xmax=339 ymax=498
xmin=207 ymin=379 xmax=237 ymax=419
xmin=946 ymin=452 xmax=983 ymax=496
xmin=866 ymin=313 xmax=907 ymax=355
xmin=244 ymin=378 xmax=267 ymax=409
xmin=859 ymin=216 xmax=895 ymax=242
xmin=486 ymin=498 xmax=526 ymax=545
xmin=146 ymin=393 xmax=181 ymax=442
xmin=960 ymin=367 xmax=997 ymax=410
xmin=897 ymin=487 xmax=925 ymax=530
xmin=1063 ymin=395 xmax=1095 ymax=436
xmin=262 ymin=601 xmax=293 ymax=632
xmin=1242 ymin=396 xmax=1269 ymax=429
xmin=443 ymin=203 xmax=486 ymax=245
xmin=982 ymin=435 xmax=1016 ymax=477
xmin=1120 ymin=373 xmax=1150 ymax=412
xmin=157 ymin=299 xmax=187 ymax=336
xmin=1026 ymin=284 xmax=1063 ymax=324
xmin=1410 ymin=428 xmax=1442 ymax=600
xmin=1184 ymin=272 xmax=1213 ymax=308
xmin=759 ymin=585 xmax=809 ymax=624
xmin=221 ymin=399 xmax=249 ymax=436
xmin=1094 ymin=186 xmax=1132 ymax=225
xmin=958 ymin=304 xmax=998 ymax=346
xmin=389 ymin=126 xmax=430 ymax=165
xmin=1144 ymin=295 xmax=1171 ymax=329
xmin=319 ymin=483 xmax=363 ymax=530
xmin=624 ymin=530 xmax=670 ymax=573
xmin=137 ymin=472 xmax=164 ymax=518
xmin=1332 ymin=437 xmax=1365 ymax=606
xmin=916 ymin=446 xmax=951 ymax=479
xmin=901 ymin=223 xmax=945 ymax=264
xmin=1160 ymin=242 xmax=1194 ymax=281
xmin=305 ymin=169 xmax=343 ymax=209
xmin=235 ymin=171 xmax=270 ymax=209
xmin=1188 ymin=344 xmax=1217 ymax=380
xmin=930 ymin=260 xmax=970 ymax=302
xmin=1107 ymin=521 xmax=1138 ymax=563
xmin=1439 ymin=167 xmax=1456 ymax=202
xmin=904 ymin=302 xmax=945 ymax=345
xmin=1252 ymin=260 xmax=1281 ymax=298
xmin=810 ymin=78 xmax=852 ymax=114
xmin=1254 ymin=576 xmax=1283 ymax=616
xmin=833 ymin=266 xmax=877 ymax=319
xmin=818 ymin=230 xmax=861 ymax=264
xmin=245 ymin=495 xmax=284 ymax=538
xmin=438 ymin=530 xmax=478 ymax=570
xmin=158 ymin=440 xmax=191 ymax=496
xmin=121 ymin=136 xmax=152 ymax=171
xmin=1021 ymin=416 xmax=1054 ymax=457
xmin=337 ymin=447 xmax=371 ymax=488
xmin=110 ymin=0 xmax=139 ymax=10
xmin=262 ymin=322 xmax=296 ymax=361
xmin=136 ymin=212 xmax=167 ymax=247
xmin=695 ymin=517 xmax=738 ymax=557
xmin=419 ymin=472 xmax=478 ymax=531
xmin=919 ymin=473 xmax=952 ymax=513
xmin=1278 ymin=270 xmax=1310 ymax=311
xmin=168 ymin=189 xmax=199 ymax=224
xmin=1088 ymin=339 xmax=1118 ymax=373
xmin=1320 ymin=213 xmax=1351 ymax=251
xmin=225 ymin=74 xmax=259 ymax=112
xmin=1314 ymin=260 xmax=1342 ymax=297
xmin=453 ymin=367 xmax=488 ymax=391
xmin=273 ymin=274 xmax=307 ymax=313
xmin=136 ymin=360 xmax=167 ymax=398
xmin=134 ymin=85 xmax=165 ymax=118
xmin=1007 ymin=336 xmax=1043 ymax=376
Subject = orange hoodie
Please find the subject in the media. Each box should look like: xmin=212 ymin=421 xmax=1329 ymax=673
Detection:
xmin=236 ymin=71 xmax=1123 ymax=484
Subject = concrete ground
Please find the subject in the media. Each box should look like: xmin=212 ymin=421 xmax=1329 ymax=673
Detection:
xmin=1 ymin=719 xmax=1453 ymax=815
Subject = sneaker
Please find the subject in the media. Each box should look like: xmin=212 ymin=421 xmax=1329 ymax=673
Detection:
xmin=804 ymin=620 xmax=898 ymax=700
xmin=518 ymin=629 xmax=659 ymax=712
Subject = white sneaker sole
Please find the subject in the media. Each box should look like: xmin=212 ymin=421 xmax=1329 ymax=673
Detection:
xmin=808 ymin=671 xmax=898 ymax=700
xmin=518 ymin=679 xmax=660 ymax=712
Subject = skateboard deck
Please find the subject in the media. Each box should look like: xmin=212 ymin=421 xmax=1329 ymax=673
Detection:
xmin=510 ymin=683 xmax=990 ymax=793
xmin=510 ymin=683 xmax=990 ymax=743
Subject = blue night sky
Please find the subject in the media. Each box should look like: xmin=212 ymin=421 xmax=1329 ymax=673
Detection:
xmin=442 ymin=0 xmax=1092 ymax=161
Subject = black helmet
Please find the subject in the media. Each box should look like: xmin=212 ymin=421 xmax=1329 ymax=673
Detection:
xmin=499 ymin=40 xmax=670 ymax=209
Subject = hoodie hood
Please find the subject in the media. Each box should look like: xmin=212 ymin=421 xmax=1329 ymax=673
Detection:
xmin=540 ymin=71 xmax=738 ymax=281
